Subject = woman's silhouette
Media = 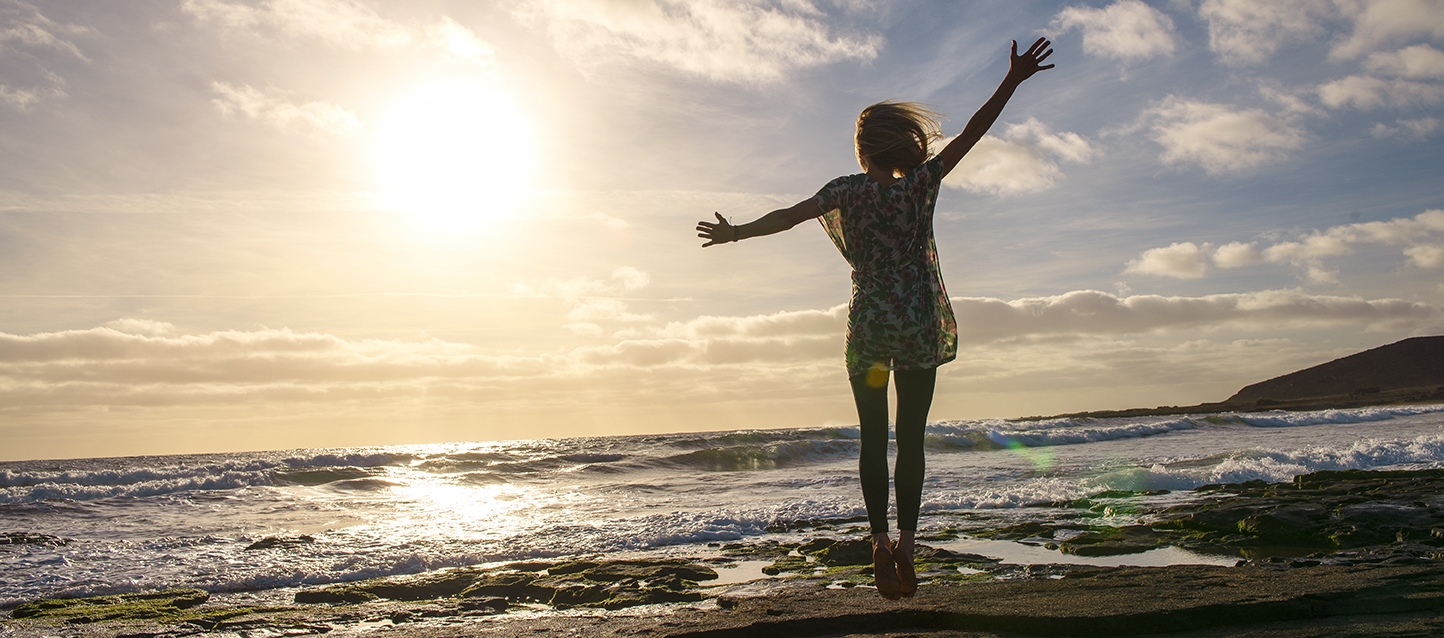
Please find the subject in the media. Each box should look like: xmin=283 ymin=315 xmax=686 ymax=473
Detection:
xmin=698 ymin=38 xmax=1054 ymax=599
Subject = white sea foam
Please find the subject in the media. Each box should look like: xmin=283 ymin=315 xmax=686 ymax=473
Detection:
xmin=1232 ymin=404 xmax=1444 ymax=428
xmin=1087 ymin=431 xmax=1444 ymax=493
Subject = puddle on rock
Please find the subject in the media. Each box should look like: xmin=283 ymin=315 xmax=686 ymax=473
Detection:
xmin=941 ymin=538 xmax=1238 ymax=568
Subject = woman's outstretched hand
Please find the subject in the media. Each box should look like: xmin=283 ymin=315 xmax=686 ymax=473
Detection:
xmin=696 ymin=212 xmax=736 ymax=247
xmin=1006 ymin=37 xmax=1055 ymax=85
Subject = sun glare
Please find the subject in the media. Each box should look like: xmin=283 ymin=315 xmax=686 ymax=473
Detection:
xmin=373 ymin=79 xmax=538 ymax=234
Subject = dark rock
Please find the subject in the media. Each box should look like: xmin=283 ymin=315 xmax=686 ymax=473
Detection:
xmin=360 ymin=568 xmax=488 ymax=601
xmin=797 ymin=538 xmax=835 ymax=553
xmin=293 ymin=587 xmax=378 ymax=604
xmin=244 ymin=535 xmax=315 ymax=551
xmin=1060 ymin=526 xmax=1163 ymax=556
xmin=458 ymin=571 xmax=549 ymax=600
xmin=456 ymin=596 xmax=507 ymax=613
xmin=597 ymin=588 xmax=703 ymax=610
xmin=503 ymin=561 xmax=554 ymax=572
xmin=582 ymin=559 xmax=718 ymax=582
xmin=547 ymin=560 xmax=599 ymax=575
xmin=813 ymin=539 xmax=873 ymax=566
xmin=12 ymin=588 xmax=209 ymax=623
xmin=0 ymin=532 xmax=70 ymax=546
xmin=981 ymin=522 xmax=1058 ymax=540
xmin=548 ymin=584 xmax=612 ymax=607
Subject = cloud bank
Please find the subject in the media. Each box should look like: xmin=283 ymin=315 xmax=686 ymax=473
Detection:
xmin=514 ymin=0 xmax=881 ymax=83
xmin=184 ymin=0 xmax=494 ymax=66
xmin=4 ymin=288 xmax=1434 ymax=417
xmin=1127 ymin=209 xmax=1444 ymax=280
xmin=211 ymin=82 xmax=361 ymax=137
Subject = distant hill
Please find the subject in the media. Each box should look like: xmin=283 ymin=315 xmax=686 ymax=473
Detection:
xmin=1025 ymin=336 xmax=1444 ymax=420
xmin=1227 ymin=336 xmax=1444 ymax=407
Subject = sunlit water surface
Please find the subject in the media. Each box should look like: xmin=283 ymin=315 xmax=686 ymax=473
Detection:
xmin=3 ymin=405 xmax=1443 ymax=606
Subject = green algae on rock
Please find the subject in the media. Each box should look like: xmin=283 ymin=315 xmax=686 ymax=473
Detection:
xmin=292 ymin=558 xmax=718 ymax=610
xmin=11 ymin=588 xmax=210 ymax=623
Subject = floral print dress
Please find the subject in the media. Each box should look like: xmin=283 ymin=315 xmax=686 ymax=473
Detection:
xmin=812 ymin=156 xmax=958 ymax=378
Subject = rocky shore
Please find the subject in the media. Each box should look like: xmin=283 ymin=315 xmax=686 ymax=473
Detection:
xmin=9 ymin=468 xmax=1444 ymax=637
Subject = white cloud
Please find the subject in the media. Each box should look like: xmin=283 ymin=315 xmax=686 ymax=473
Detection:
xmin=0 ymin=0 xmax=91 ymax=61
xmin=1406 ymin=244 xmax=1444 ymax=267
xmin=1317 ymin=74 xmax=1444 ymax=109
xmin=943 ymin=118 xmax=1095 ymax=196
xmin=1331 ymin=0 xmax=1444 ymax=60
xmin=1258 ymin=83 xmax=1323 ymax=115
xmin=1127 ymin=209 xmax=1444 ymax=280
xmin=1141 ymin=97 xmax=1307 ymax=173
xmin=0 ymin=0 xmax=88 ymax=110
xmin=953 ymin=289 xmax=1437 ymax=342
xmin=183 ymin=0 xmax=412 ymax=48
xmin=659 ymin=305 xmax=846 ymax=339
xmin=427 ymin=16 xmax=496 ymax=66
xmin=1213 ymin=241 xmax=1264 ymax=268
xmin=1125 ymin=242 xmax=1211 ymax=279
xmin=1198 ymin=0 xmax=1333 ymax=65
xmin=567 ymin=298 xmax=654 ymax=323
xmin=513 ymin=266 xmax=653 ymax=299
xmin=515 ymin=267 xmax=656 ymax=333
xmin=0 ymin=83 xmax=41 ymax=110
xmin=1371 ymin=116 xmax=1441 ymax=138
xmin=184 ymin=0 xmax=494 ymax=66
xmin=611 ymin=266 xmax=650 ymax=291
xmin=104 ymin=319 xmax=177 ymax=336
xmin=1365 ymin=44 xmax=1444 ymax=78
xmin=514 ymin=0 xmax=881 ymax=83
xmin=210 ymin=82 xmax=361 ymax=137
xmin=1049 ymin=0 xmax=1177 ymax=62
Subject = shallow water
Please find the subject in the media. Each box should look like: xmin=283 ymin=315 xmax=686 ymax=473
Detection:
xmin=2 ymin=404 xmax=1442 ymax=606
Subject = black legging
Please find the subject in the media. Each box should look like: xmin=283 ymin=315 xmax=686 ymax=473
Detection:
xmin=850 ymin=366 xmax=936 ymax=535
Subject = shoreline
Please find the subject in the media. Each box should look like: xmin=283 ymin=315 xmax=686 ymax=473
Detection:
xmin=10 ymin=467 xmax=1444 ymax=637
xmin=1017 ymin=392 xmax=1444 ymax=422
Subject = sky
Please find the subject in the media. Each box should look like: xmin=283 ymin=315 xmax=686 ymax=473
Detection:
xmin=1 ymin=0 xmax=1442 ymax=461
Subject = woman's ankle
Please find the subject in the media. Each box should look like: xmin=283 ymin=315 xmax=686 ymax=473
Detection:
xmin=896 ymin=530 xmax=915 ymax=553
xmin=871 ymin=532 xmax=892 ymax=548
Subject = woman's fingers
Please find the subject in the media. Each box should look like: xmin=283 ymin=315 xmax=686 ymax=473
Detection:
xmin=1036 ymin=48 xmax=1054 ymax=63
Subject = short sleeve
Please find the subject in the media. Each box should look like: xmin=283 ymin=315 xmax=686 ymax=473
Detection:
xmin=813 ymin=176 xmax=853 ymax=264
xmin=812 ymin=175 xmax=850 ymax=214
xmin=909 ymin=155 xmax=945 ymax=193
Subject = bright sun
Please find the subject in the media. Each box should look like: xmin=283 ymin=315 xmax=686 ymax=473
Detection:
xmin=373 ymin=79 xmax=537 ymax=233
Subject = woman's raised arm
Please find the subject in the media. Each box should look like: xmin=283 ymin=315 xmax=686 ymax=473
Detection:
xmin=936 ymin=38 xmax=1055 ymax=178
xmin=697 ymin=198 xmax=823 ymax=247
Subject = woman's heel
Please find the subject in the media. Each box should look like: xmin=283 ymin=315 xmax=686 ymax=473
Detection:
xmin=895 ymin=539 xmax=917 ymax=597
xmin=872 ymin=535 xmax=901 ymax=600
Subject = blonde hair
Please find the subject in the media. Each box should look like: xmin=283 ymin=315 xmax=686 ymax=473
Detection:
xmin=855 ymin=101 xmax=943 ymax=177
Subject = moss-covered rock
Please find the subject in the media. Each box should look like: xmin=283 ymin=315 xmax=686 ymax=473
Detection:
xmin=1059 ymin=525 xmax=1163 ymax=556
xmin=11 ymin=588 xmax=210 ymax=623
xmin=291 ymin=558 xmax=723 ymax=611
xmin=813 ymin=539 xmax=873 ymax=566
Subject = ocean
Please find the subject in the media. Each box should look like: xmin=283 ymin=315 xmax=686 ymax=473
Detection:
xmin=5 ymin=404 xmax=1444 ymax=609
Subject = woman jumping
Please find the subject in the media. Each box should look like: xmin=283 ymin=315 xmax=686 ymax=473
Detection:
xmin=696 ymin=38 xmax=1054 ymax=599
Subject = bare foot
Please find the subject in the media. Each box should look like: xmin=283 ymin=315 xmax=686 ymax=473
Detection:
xmin=895 ymin=532 xmax=917 ymax=598
xmin=871 ymin=534 xmax=901 ymax=600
